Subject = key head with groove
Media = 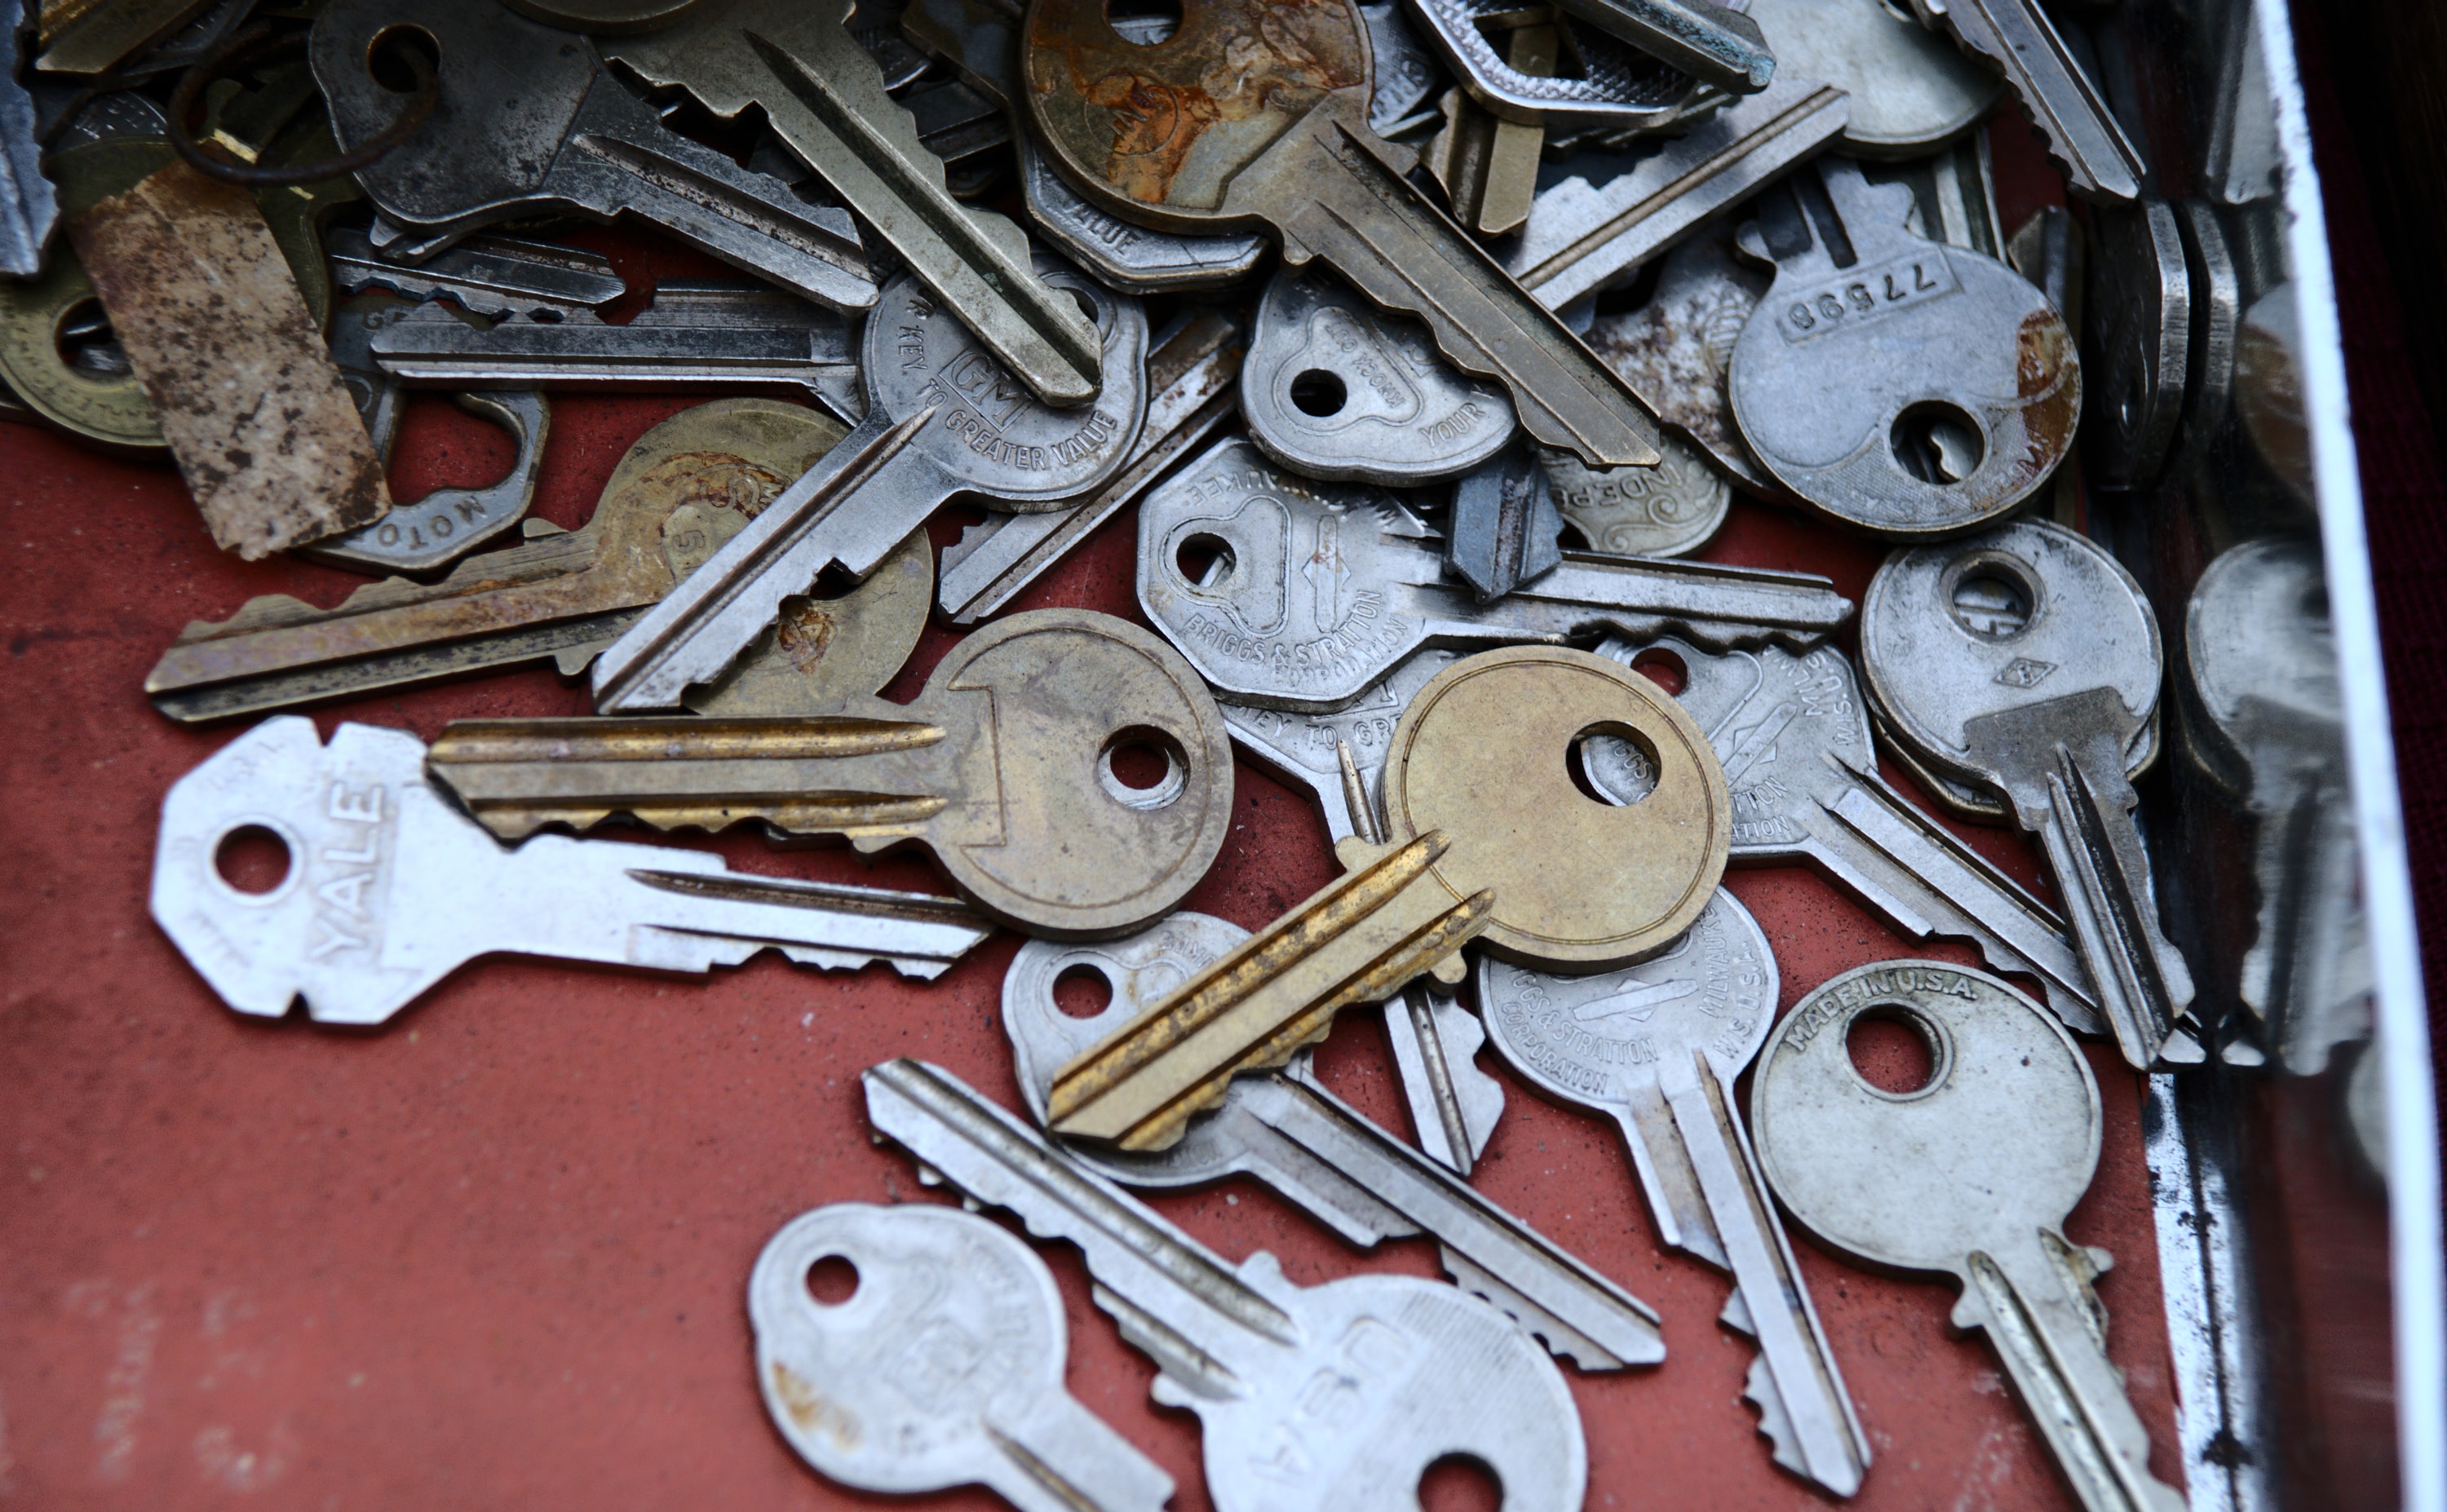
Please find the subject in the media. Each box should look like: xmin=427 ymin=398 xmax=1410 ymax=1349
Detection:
xmin=1748 ymin=960 xmax=2100 ymax=1277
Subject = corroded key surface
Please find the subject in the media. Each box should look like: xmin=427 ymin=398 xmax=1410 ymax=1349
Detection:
xmin=1048 ymin=644 xmax=1729 ymax=1150
xmin=427 ymin=609 xmax=1234 ymax=939
xmin=749 ymin=1204 xmax=1174 ymax=1512
xmin=1021 ymin=0 xmax=1661 ymax=469
xmin=1750 ymin=961 xmax=2188 ymax=1512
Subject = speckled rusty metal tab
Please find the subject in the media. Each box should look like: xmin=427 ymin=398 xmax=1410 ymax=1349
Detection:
xmin=65 ymin=159 xmax=389 ymax=559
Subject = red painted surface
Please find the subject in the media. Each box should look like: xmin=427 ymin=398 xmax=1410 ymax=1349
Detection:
xmin=0 ymin=132 xmax=2182 ymax=1511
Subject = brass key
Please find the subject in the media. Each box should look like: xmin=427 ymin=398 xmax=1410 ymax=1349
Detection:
xmin=425 ymin=610 xmax=1236 ymax=938
xmin=1048 ymin=645 xmax=1729 ymax=1148
xmin=1021 ymin=0 xmax=1662 ymax=469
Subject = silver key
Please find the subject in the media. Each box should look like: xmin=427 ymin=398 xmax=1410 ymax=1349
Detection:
xmin=1912 ymin=0 xmax=2147 ymax=202
xmin=1577 ymin=227 xmax=1777 ymax=495
xmin=1861 ymin=517 xmax=2202 ymax=1068
xmin=2082 ymin=200 xmax=2188 ymax=489
xmin=1000 ymin=916 xmax=1665 ymax=1370
xmin=1361 ymin=0 xmax=1446 ymax=135
xmin=1476 ymin=891 xmax=1870 ymax=1496
xmin=150 ymin=718 xmax=990 ymax=1024
xmin=1542 ymin=435 xmax=1732 ymax=559
xmin=1241 ymin=266 xmax=1513 ymax=487
xmin=591 ymin=255 xmax=1148 ymax=711
xmin=1446 ymin=445 xmax=1563 ymax=601
xmin=862 ymin=1059 xmax=1591 ymax=1512
xmin=1582 ymin=635 xmax=2100 ymax=1028
xmin=1138 ymin=436 xmax=1851 ymax=710
xmin=750 ymin=1203 xmax=1173 ymax=1512
xmin=1408 ymin=0 xmax=1713 ymax=130
xmin=325 ymin=228 xmax=627 ymax=321
xmin=1750 ymin=960 xmax=2187 ymax=1512
xmin=1746 ymin=0 xmax=1998 ymax=158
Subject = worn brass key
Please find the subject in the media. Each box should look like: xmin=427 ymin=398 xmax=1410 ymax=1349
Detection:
xmin=1021 ymin=0 xmax=1661 ymax=469
xmin=425 ymin=610 xmax=1235 ymax=939
xmin=1047 ymin=645 xmax=1729 ymax=1148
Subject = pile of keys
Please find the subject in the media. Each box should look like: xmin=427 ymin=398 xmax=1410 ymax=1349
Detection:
xmin=3 ymin=0 xmax=2346 ymax=1503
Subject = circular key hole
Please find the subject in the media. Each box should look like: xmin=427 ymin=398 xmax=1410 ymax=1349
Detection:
xmin=55 ymin=297 xmax=129 ymax=377
xmin=1844 ymin=1003 xmax=1949 ymax=1099
xmin=214 ymin=825 xmax=294 ymax=896
xmin=1568 ymin=722 xmax=1657 ymax=806
xmin=1890 ymin=401 xmax=1985 ymax=484
xmin=1289 ymin=369 xmax=1348 ymax=418
xmin=803 ymin=1254 xmax=860 ymax=1306
xmin=1628 ymin=648 xmax=1687 ymax=696
xmin=1053 ymin=964 xmax=1117 ymax=1020
xmin=1099 ymin=727 xmax=1188 ymax=811
xmin=1940 ymin=553 xmax=2039 ymax=639
xmin=1418 ymin=1454 xmax=1502 ymax=1512
xmin=366 ymin=24 xmax=441 ymax=93
xmin=1106 ymin=0 xmax=1181 ymax=42
xmin=1175 ymin=533 xmax=1234 ymax=588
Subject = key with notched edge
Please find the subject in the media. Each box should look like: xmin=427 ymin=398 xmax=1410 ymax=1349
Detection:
xmin=1139 ymin=437 xmax=1852 ymax=713
xmin=588 ymin=255 xmax=1148 ymax=714
xmin=427 ymin=609 xmax=1235 ymax=940
xmin=1048 ymin=643 xmax=1731 ymax=1151
xmin=1021 ymin=0 xmax=1662 ymax=470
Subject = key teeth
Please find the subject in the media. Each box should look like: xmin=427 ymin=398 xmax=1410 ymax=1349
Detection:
xmin=1436 ymin=1249 xmax=1625 ymax=1372
xmin=1745 ymin=1351 xmax=1811 ymax=1482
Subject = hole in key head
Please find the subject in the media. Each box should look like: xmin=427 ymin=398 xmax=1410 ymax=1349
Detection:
xmin=803 ymin=1254 xmax=860 ymax=1306
xmin=1289 ymin=369 xmax=1347 ymax=418
xmin=55 ymin=296 xmax=129 ymax=376
xmin=365 ymin=24 xmax=441 ymax=93
xmin=1099 ymin=726 xmax=1187 ymax=810
xmin=1846 ymin=1003 xmax=1945 ymax=1097
xmin=1941 ymin=553 xmax=2038 ymax=639
xmin=1106 ymin=0 xmax=1181 ymax=42
xmin=1568 ymin=723 xmax=1656 ymax=806
xmin=1175 ymin=533 xmax=1234 ymax=588
xmin=1628 ymin=648 xmax=1687 ymax=696
xmin=1053 ymin=964 xmax=1116 ymax=1020
xmin=1418 ymin=1453 xmax=1502 ymax=1512
xmin=1890 ymin=400 xmax=1985 ymax=484
xmin=214 ymin=825 xmax=293 ymax=896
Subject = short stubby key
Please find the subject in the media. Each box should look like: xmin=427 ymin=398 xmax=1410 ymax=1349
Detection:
xmin=590 ymin=256 xmax=1148 ymax=714
xmin=864 ymin=1059 xmax=1591 ymax=1512
xmin=1750 ymin=961 xmax=2188 ymax=1512
xmin=1138 ymin=437 xmax=1851 ymax=711
xmin=1727 ymin=158 xmax=2081 ymax=538
xmin=1861 ymin=518 xmax=2201 ymax=1067
xmin=1050 ymin=645 xmax=1731 ymax=1150
xmin=151 ymin=718 xmax=990 ymax=1024
xmin=1001 ymin=916 xmax=1665 ymax=1369
xmin=1022 ymin=0 xmax=1662 ymax=469
xmin=749 ymin=1203 xmax=1173 ymax=1512
xmin=1476 ymin=891 xmax=1870 ymax=1496
xmin=429 ymin=609 xmax=1235 ymax=939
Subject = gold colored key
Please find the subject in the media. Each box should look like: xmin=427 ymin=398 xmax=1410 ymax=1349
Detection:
xmin=1021 ymin=0 xmax=1660 ymax=468
xmin=1049 ymin=645 xmax=1729 ymax=1149
xmin=425 ymin=610 xmax=1237 ymax=938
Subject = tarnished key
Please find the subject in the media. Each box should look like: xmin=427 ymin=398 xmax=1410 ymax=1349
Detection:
xmin=1582 ymin=636 xmax=2102 ymax=1030
xmin=429 ymin=609 xmax=1234 ymax=939
xmin=1910 ymin=0 xmax=2147 ymax=202
xmin=1001 ymin=916 xmax=1664 ymax=1368
xmin=863 ymin=1059 xmax=1591 ymax=1512
xmin=152 ymin=718 xmax=990 ymax=1024
xmin=0 ymin=0 xmax=55 ymax=277
xmin=311 ymin=0 xmax=875 ymax=310
xmin=1542 ymin=435 xmax=1732 ymax=559
xmin=591 ymin=258 xmax=1147 ymax=713
xmin=750 ymin=1204 xmax=1173 ymax=1512
xmin=1138 ymin=437 xmax=1851 ymax=711
xmin=325 ymin=227 xmax=627 ymax=321
xmin=1023 ymin=0 xmax=1660 ymax=468
xmin=1447 ymin=445 xmax=1564 ymax=602
xmin=1862 ymin=518 xmax=2202 ymax=1067
xmin=939 ymin=310 xmax=1243 ymax=626
xmin=1752 ymin=961 xmax=2188 ymax=1512
xmin=1423 ymin=26 xmax=1556 ymax=238
xmin=1050 ymin=645 xmax=1730 ymax=1150
xmin=1476 ymin=891 xmax=1870 ymax=1496
xmin=604 ymin=0 xmax=1102 ymax=405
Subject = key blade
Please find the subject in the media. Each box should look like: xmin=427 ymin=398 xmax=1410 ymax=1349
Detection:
xmin=1551 ymin=0 xmax=1776 ymax=94
xmin=623 ymin=869 xmax=990 ymax=977
xmin=326 ymin=228 xmax=627 ymax=317
xmin=1380 ymin=985 xmax=1505 ymax=1175
xmin=1924 ymin=0 xmax=2144 ymax=202
xmin=1498 ymin=555 xmax=1855 ymax=652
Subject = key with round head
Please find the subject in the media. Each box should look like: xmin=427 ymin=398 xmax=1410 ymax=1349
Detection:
xmin=1002 ymin=915 xmax=1664 ymax=1369
xmin=310 ymin=0 xmax=875 ymax=312
xmin=1750 ymin=960 xmax=2187 ymax=1512
xmin=1476 ymin=891 xmax=1869 ymax=1496
xmin=152 ymin=718 xmax=990 ymax=1024
xmin=1542 ymin=435 xmax=1732 ymax=560
xmin=1021 ymin=0 xmax=1661 ymax=470
xmin=1909 ymin=0 xmax=2146 ymax=202
xmin=1048 ymin=643 xmax=1731 ymax=1151
xmin=749 ymin=1203 xmax=1173 ymax=1512
xmin=1861 ymin=517 xmax=2201 ymax=1068
xmin=589 ymin=256 xmax=1148 ymax=714
xmin=864 ymin=1058 xmax=1591 ymax=1512
xmin=427 ymin=609 xmax=1234 ymax=939
xmin=1138 ymin=436 xmax=1850 ymax=712
xmin=1744 ymin=0 xmax=1998 ymax=159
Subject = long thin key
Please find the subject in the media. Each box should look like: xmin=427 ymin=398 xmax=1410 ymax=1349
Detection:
xmin=1862 ymin=518 xmax=2201 ymax=1067
xmin=1001 ymin=916 xmax=1663 ymax=1369
xmin=152 ymin=718 xmax=989 ymax=1024
xmin=1752 ymin=962 xmax=2188 ymax=1511
xmin=591 ymin=259 xmax=1147 ymax=713
xmin=428 ymin=610 xmax=1234 ymax=939
xmin=939 ymin=311 xmax=1243 ymax=625
xmin=325 ymin=228 xmax=627 ymax=321
xmin=604 ymin=0 xmax=1100 ymax=405
xmin=1913 ymin=0 xmax=2146 ymax=202
xmin=863 ymin=1059 xmax=1591 ymax=1512
xmin=1022 ymin=0 xmax=1660 ymax=468
xmin=750 ymin=1204 xmax=1173 ymax=1512
xmin=1139 ymin=437 xmax=1851 ymax=711
xmin=1050 ymin=646 xmax=1730 ymax=1150
xmin=311 ymin=0 xmax=875 ymax=310
xmin=1477 ymin=892 xmax=1868 ymax=1494
xmin=1585 ymin=635 xmax=2103 ymax=1031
